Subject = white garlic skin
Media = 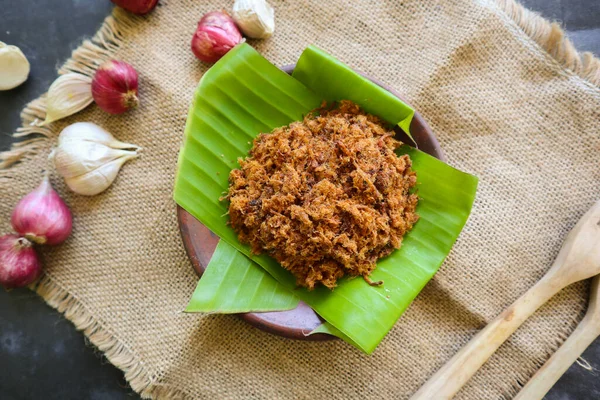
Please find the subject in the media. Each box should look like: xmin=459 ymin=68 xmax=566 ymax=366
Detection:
xmin=232 ymin=0 xmax=275 ymax=39
xmin=54 ymin=122 xmax=140 ymax=196
xmin=54 ymin=140 xmax=136 ymax=179
xmin=0 ymin=41 xmax=30 ymax=90
xmin=59 ymin=121 xmax=140 ymax=150
xmin=42 ymin=73 xmax=94 ymax=125
xmin=63 ymin=154 xmax=138 ymax=196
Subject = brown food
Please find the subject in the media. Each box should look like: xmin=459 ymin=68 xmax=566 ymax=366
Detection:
xmin=225 ymin=101 xmax=419 ymax=289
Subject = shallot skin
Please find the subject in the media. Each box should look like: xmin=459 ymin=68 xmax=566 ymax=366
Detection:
xmin=191 ymin=12 xmax=243 ymax=63
xmin=0 ymin=235 xmax=42 ymax=289
xmin=111 ymin=0 xmax=159 ymax=15
xmin=11 ymin=177 xmax=72 ymax=245
xmin=92 ymin=60 xmax=139 ymax=114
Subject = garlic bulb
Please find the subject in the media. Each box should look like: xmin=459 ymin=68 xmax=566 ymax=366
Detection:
xmin=42 ymin=73 xmax=94 ymax=125
xmin=58 ymin=120 xmax=138 ymax=149
xmin=53 ymin=122 xmax=140 ymax=196
xmin=232 ymin=0 xmax=275 ymax=39
xmin=0 ymin=41 xmax=30 ymax=90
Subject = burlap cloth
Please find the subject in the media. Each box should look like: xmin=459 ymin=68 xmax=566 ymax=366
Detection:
xmin=1 ymin=0 xmax=599 ymax=398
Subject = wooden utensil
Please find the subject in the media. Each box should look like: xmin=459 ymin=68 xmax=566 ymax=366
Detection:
xmin=411 ymin=200 xmax=600 ymax=400
xmin=514 ymin=275 xmax=600 ymax=400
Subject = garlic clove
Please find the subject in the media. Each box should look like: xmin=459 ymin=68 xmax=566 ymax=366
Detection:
xmin=232 ymin=0 xmax=275 ymax=39
xmin=54 ymin=122 xmax=141 ymax=196
xmin=0 ymin=41 xmax=31 ymax=91
xmin=42 ymin=73 xmax=94 ymax=125
xmin=108 ymin=140 xmax=142 ymax=150
xmin=53 ymin=140 xmax=138 ymax=179
xmin=59 ymin=122 xmax=140 ymax=150
xmin=64 ymin=153 xmax=138 ymax=196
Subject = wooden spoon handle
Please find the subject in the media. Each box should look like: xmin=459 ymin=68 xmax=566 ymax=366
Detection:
xmin=411 ymin=279 xmax=561 ymax=400
xmin=514 ymin=316 xmax=600 ymax=400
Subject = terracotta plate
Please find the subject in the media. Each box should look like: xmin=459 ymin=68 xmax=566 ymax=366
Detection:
xmin=177 ymin=64 xmax=444 ymax=341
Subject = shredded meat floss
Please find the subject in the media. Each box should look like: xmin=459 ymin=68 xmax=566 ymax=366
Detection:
xmin=225 ymin=101 xmax=419 ymax=290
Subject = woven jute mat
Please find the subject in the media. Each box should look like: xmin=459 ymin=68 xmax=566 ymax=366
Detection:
xmin=1 ymin=0 xmax=599 ymax=398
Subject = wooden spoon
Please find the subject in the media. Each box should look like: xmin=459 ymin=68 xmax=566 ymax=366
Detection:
xmin=514 ymin=275 xmax=600 ymax=400
xmin=411 ymin=200 xmax=600 ymax=400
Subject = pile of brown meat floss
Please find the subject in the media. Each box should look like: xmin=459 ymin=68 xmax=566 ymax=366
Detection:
xmin=226 ymin=101 xmax=418 ymax=290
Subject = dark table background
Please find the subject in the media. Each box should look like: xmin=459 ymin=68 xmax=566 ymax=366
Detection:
xmin=1 ymin=1 xmax=599 ymax=399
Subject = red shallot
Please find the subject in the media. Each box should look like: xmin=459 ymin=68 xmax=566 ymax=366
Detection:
xmin=111 ymin=0 xmax=159 ymax=15
xmin=11 ymin=176 xmax=73 ymax=245
xmin=191 ymin=12 xmax=243 ymax=63
xmin=92 ymin=60 xmax=139 ymax=114
xmin=0 ymin=235 xmax=42 ymax=289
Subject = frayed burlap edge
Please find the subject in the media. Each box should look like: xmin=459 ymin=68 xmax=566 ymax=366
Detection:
xmin=1 ymin=0 xmax=598 ymax=171
xmin=0 ymin=8 xmax=138 ymax=170
xmin=498 ymin=306 xmax=588 ymax=399
xmin=495 ymin=0 xmax=600 ymax=86
xmin=0 ymin=2 xmax=598 ymax=399
xmin=0 ymin=7 xmax=195 ymax=400
xmin=34 ymin=273 xmax=195 ymax=399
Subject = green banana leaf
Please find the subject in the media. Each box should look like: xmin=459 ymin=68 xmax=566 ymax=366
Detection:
xmin=309 ymin=322 xmax=359 ymax=347
xmin=292 ymin=46 xmax=414 ymax=138
xmin=186 ymin=240 xmax=299 ymax=313
xmin=175 ymin=43 xmax=478 ymax=353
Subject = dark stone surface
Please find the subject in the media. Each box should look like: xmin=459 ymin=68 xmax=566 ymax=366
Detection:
xmin=1 ymin=2 xmax=133 ymax=399
xmin=0 ymin=1 xmax=598 ymax=399
xmin=521 ymin=0 xmax=600 ymax=55
xmin=0 ymin=289 xmax=132 ymax=400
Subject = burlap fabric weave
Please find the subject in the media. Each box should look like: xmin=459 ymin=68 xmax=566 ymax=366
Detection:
xmin=1 ymin=0 xmax=599 ymax=398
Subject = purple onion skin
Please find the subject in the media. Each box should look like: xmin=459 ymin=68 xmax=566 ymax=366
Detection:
xmin=11 ymin=177 xmax=72 ymax=246
xmin=111 ymin=0 xmax=159 ymax=15
xmin=0 ymin=235 xmax=42 ymax=289
xmin=191 ymin=12 xmax=242 ymax=63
